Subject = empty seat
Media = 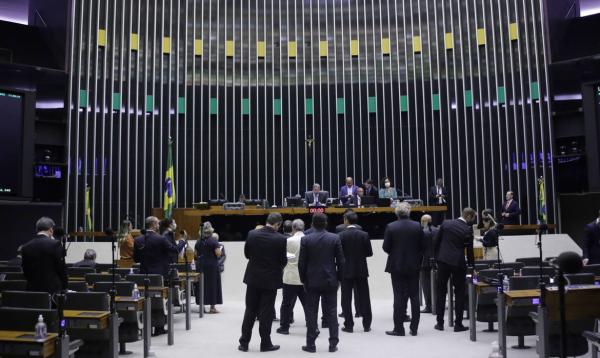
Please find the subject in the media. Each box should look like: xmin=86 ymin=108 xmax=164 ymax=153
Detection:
xmin=95 ymin=263 xmax=113 ymax=272
xmin=506 ymin=276 xmax=544 ymax=349
xmin=126 ymin=274 xmax=164 ymax=287
xmin=0 ymin=307 xmax=59 ymax=332
xmin=475 ymin=269 xmax=513 ymax=331
xmin=126 ymin=274 xmax=166 ymax=328
xmin=565 ymin=273 xmax=595 ymax=285
xmin=493 ymin=262 xmax=525 ymax=272
xmin=521 ymin=266 xmax=555 ymax=277
xmin=67 ymin=281 xmax=89 ymax=292
xmin=64 ymin=291 xmax=109 ymax=311
xmin=582 ymin=264 xmax=600 ymax=276
xmin=85 ymin=273 xmax=121 ymax=285
xmin=64 ymin=292 xmax=111 ymax=357
xmin=2 ymin=272 xmax=25 ymax=280
xmin=93 ymin=281 xmax=135 ymax=297
xmin=1 ymin=291 xmax=52 ymax=309
xmin=109 ymin=268 xmax=138 ymax=276
xmin=0 ymin=280 xmax=27 ymax=292
xmin=0 ymin=266 xmax=23 ymax=273
xmin=478 ymin=268 xmax=514 ymax=282
xmin=474 ymin=259 xmax=499 ymax=267
xmin=67 ymin=266 xmax=96 ymax=278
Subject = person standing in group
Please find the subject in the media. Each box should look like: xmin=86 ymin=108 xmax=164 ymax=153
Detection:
xmin=238 ymin=213 xmax=288 ymax=352
xmin=339 ymin=210 xmax=373 ymax=333
xmin=420 ymin=214 xmax=438 ymax=314
xmin=277 ymin=219 xmax=307 ymax=335
xmin=21 ymin=217 xmax=67 ymax=294
xmin=299 ymin=213 xmax=345 ymax=353
xmin=159 ymin=218 xmax=180 ymax=264
xmin=583 ymin=210 xmax=600 ymax=265
xmin=195 ymin=222 xmax=223 ymax=314
xmin=117 ymin=219 xmax=135 ymax=265
xmin=429 ymin=178 xmax=449 ymax=226
xmin=382 ymin=203 xmax=424 ymax=336
xmin=433 ymin=207 xmax=476 ymax=332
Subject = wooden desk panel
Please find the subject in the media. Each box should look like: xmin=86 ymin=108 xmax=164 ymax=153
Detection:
xmin=115 ymin=297 xmax=145 ymax=311
xmin=0 ymin=331 xmax=57 ymax=358
xmin=545 ymin=285 xmax=600 ymax=321
xmin=64 ymin=310 xmax=109 ymax=330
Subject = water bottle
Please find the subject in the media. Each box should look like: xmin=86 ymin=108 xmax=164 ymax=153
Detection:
xmin=283 ymin=197 xmax=288 ymax=207
xmin=191 ymin=259 xmax=196 ymax=271
xmin=472 ymin=271 xmax=478 ymax=284
xmin=502 ymin=275 xmax=510 ymax=292
xmin=488 ymin=341 xmax=503 ymax=358
xmin=35 ymin=315 xmax=47 ymax=339
xmin=129 ymin=267 xmax=134 ymax=275
xmin=132 ymin=284 xmax=140 ymax=299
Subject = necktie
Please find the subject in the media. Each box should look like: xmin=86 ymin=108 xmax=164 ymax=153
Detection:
xmin=314 ymin=193 xmax=318 ymax=204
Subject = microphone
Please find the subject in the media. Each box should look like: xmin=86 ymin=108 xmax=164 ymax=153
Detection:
xmin=550 ymin=251 xmax=583 ymax=274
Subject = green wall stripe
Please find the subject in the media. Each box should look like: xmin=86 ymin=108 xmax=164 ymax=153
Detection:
xmin=210 ymin=98 xmax=218 ymax=115
xmin=368 ymin=96 xmax=377 ymax=113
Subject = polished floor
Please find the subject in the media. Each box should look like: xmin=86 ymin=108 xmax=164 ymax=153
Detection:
xmin=124 ymin=298 xmax=583 ymax=358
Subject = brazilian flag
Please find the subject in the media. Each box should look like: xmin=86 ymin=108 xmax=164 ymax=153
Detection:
xmin=537 ymin=177 xmax=547 ymax=224
xmin=85 ymin=185 xmax=93 ymax=231
xmin=163 ymin=138 xmax=176 ymax=219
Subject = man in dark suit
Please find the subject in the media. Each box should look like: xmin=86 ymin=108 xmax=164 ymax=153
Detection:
xmin=434 ymin=207 xmax=476 ymax=332
xmin=334 ymin=209 xmax=363 ymax=233
xmin=159 ymin=218 xmax=181 ymax=264
xmin=339 ymin=177 xmax=358 ymax=205
xmin=334 ymin=210 xmax=363 ymax=319
xmin=419 ymin=215 xmax=438 ymax=313
xmin=339 ymin=211 xmax=372 ymax=333
xmin=382 ymin=203 xmax=424 ymax=336
xmin=305 ymin=183 xmax=329 ymax=207
xmin=299 ymin=213 xmax=345 ymax=353
xmin=583 ymin=210 xmax=600 ymax=265
xmin=21 ymin=217 xmax=67 ymax=294
xmin=238 ymin=213 xmax=288 ymax=352
xmin=362 ymin=179 xmax=379 ymax=197
xmin=500 ymin=191 xmax=521 ymax=225
xmin=429 ymin=178 xmax=449 ymax=226
xmin=73 ymin=249 xmax=97 ymax=268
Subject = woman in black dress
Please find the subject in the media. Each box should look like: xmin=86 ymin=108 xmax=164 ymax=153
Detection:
xmin=195 ymin=221 xmax=223 ymax=313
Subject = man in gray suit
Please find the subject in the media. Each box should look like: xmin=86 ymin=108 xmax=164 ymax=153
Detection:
xmin=305 ymin=183 xmax=329 ymax=207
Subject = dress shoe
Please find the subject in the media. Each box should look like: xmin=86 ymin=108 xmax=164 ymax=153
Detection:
xmin=420 ymin=308 xmax=432 ymax=313
xmin=364 ymin=327 xmax=371 ymax=332
xmin=302 ymin=345 xmax=316 ymax=353
xmin=385 ymin=329 xmax=405 ymax=336
xmin=329 ymin=345 xmax=338 ymax=352
xmin=238 ymin=345 xmax=248 ymax=352
xmin=341 ymin=327 xmax=353 ymax=333
xmin=434 ymin=324 xmax=444 ymax=331
xmin=409 ymin=330 xmax=417 ymax=336
xmin=453 ymin=325 xmax=469 ymax=332
xmin=276 ymin=327 xmax=289 ymax=335
xmin=152 ymin=327 xmax=167 ymax=336
xmin=260 ymin=345 xmax=280 ymax=352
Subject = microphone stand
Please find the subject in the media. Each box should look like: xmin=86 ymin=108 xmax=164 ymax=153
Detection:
xmin=105 ymin=228 xmax=119 ymax=358
xmin=181 ymin=231 xmax=191 ymax=330
xmin=537 ymin=224 xmax=548 ymax=307
xmin=55 ymin=228 xmax=70 ymax=358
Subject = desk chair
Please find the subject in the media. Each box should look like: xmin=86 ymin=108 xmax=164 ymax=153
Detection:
xmin=565 ymin=273 xmax=595 ymax=285
xmin=506 ymin=276 xmax=546 ymax=349
xmin=93 ymin=282 xmax=140 ymax=349
xmin=126 ymin=274 xmax=167 ymax=329
xmin=108 ymin=268 xmax=139 ymax=277
xmin=67 ymin=267 xmax=96 ymax=278
xmin=64 ymin=292 xmax=112 ymax=358
xmin=0 ymin=280 xmax=27 ymax=293
xmin=0 ymin=266 xmax=23 ymax=273
xmin=515 ymin=257 xmax=549 ymax=267
xmin=2 ymin=272 xmax=25 ymax=281
xmin=476 ymin=269 xmax=514 ymax=332
xmin=67 ymin=281 xmax=89 ymax=292
xmin=1 ymin=291 xmax=52 ymax=309
xmin=582 ymin=264 xmax=600 ymax=276
xmin=582 ymin=319 xmax=600 ymax=358
xmin=521 ymin=266 xmax=555 ymax=277
xmin=95 ymin=264 xmax=113 ymax=272
xmin=475 ymin=259 xmax=500 ymax=267
xmin=85 ymin=273 xmax=122 ymax=286
xmin=493 ymin=262 xmax=525 ymax=273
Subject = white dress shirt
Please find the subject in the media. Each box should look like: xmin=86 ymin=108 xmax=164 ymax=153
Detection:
xmin=283 ymin=231 xmax=304 ymax=285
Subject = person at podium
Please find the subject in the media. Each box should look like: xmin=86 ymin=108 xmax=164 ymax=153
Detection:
xmin=500 ymin=191 xmax=521 ymax=225
xmin=305 ymin=183 xmax=329 ymax=207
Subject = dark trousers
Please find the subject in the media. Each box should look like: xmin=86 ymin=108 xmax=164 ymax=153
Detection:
xmin=239 ymin=285 xmax=277 ymax=348
xmin=341 ymin=278 xmax=372 ymax=329
xmin=280 ymin=284 xmax=306 ymax=329
xmin=420 ymin=267 xmax=432 ymax=309
xmin=435 ymin=261 xmax=466 ymax=326
xmin=391 ymin=273 xmax=420 ymax=332
xmin=305 ymin=287 xmax=339 ymax=348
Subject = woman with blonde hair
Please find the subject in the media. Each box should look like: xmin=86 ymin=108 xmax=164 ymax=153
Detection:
xmin=194 ymin=221 xmax=223 ymax=313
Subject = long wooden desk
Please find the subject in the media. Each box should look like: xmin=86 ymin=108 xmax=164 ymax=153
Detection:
xmin=0 ymin=331 xmax=57 ymax=358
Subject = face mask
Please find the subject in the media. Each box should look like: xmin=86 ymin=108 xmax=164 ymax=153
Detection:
xmin=385 ymin=182 xmax=391 ymax=188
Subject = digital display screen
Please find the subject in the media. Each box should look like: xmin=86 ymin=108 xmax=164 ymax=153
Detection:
xmin=0 ymin=91 xmax=23 ymax=196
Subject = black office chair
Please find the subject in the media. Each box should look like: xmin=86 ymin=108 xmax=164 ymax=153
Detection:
xmin=492 ymin=262 xmax=525 ymax=273
xmin=0 ymin=307 xmax=59 ymax=331
xmin=475 ymin=259 xmax=499 ymax=267
xmin=582 ymin=264 xmax=600 ymax=276
xmin=0 ymin=266 xmax=23 ymax=273
xmin=64 ymin=292 xmax=112 ymax=358
xmin=3 ymin=272 xmax=25 ymax=280
xmin=108 ymin=268 xmax=138 ymax=277
xmin=67 ymin=281 xmax=89 ymax=292
xmin=565 ymin=273 xmax=595 ymax=285
xmin=1 ymin=291 xmax=52 ymax=309
xmin=0 ymin=280 xmax=27 ymax=292
xmin=85 ymin=273 xmax=121 ymax=286
xmin=475 ymin=269 xmax=514 ymax=332
xmin=516 ymin=257 xmax=544 ymax=267
xmin=126 ymin=274 xmax=166 ymax=328
xmin=93 ymin=281 xmax=135 ymax=297
xmin=474 ymin=263 xmax=490 ymax=272
xmin=521 ymin=266 xmax=555 ymax=277
xmin=67 ymin=267 xmax=96 ymax=278
xmin=95 ymin=264 xmax=113 ymax=272
xmin=506 ymin=276 xmax=545 ymax=349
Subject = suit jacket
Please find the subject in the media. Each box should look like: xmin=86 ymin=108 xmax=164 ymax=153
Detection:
xmin=21 ymin=234 xmax=67 ymax=294
xmin=335 ymin=223 xmax=363 ymax=233
xmin=243 ymin=226 xmax=288 ymax=289
xmin=362 ymin=185 xmax=379 ymax=197
xmin=422 ymin=225 xmax=438 ymax=269
xmin=305 ymin=191 xmax=328 ymax=206
xmin=429 ymin=185 xmax=449 ymax=206
xmin=163 ymin=230 xmax=180 ymax=263
xmin=299 ymin=230 xmax=345 ymax=290
xmin=500 ymin=200 xmax=521 ymax=225
xmin=583 ymin=220 xmax=600 ymax=264
xmin=73 ymin=259 xmax=96 ymax=268
xmin=382 ymin=218 xmax=424 ymax=275
xmin=134 ymin=230 xmax=186 ymax=277
xmin=339 ymin=185 xmax=358 ymax=204
xmin=339 ymin=227 xmax=372 ymax=279
xmin=434 ymin=219 xmax=475 ymax=268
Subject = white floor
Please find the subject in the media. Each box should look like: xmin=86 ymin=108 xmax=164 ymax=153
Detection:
xmin=123 ymin=297 xmax=592 ymax=358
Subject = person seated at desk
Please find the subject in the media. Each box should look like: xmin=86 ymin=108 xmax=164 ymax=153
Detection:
xmin=340 ymin=177 xmax=358 ymax=205
xmin=500 ymin=191 xmax=521 ymax=225
xmin=362 ymin=179 xmax=378 ymax=197
xmin=305 ymin=183 xmax=329 ymax=207
xmin=73 ymin=249 xmax=97 ymax=268
xmin=378 ymin=177 xmax=398 ymax=200
xmin=350 ymin=187 xmax=366 ymax=207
